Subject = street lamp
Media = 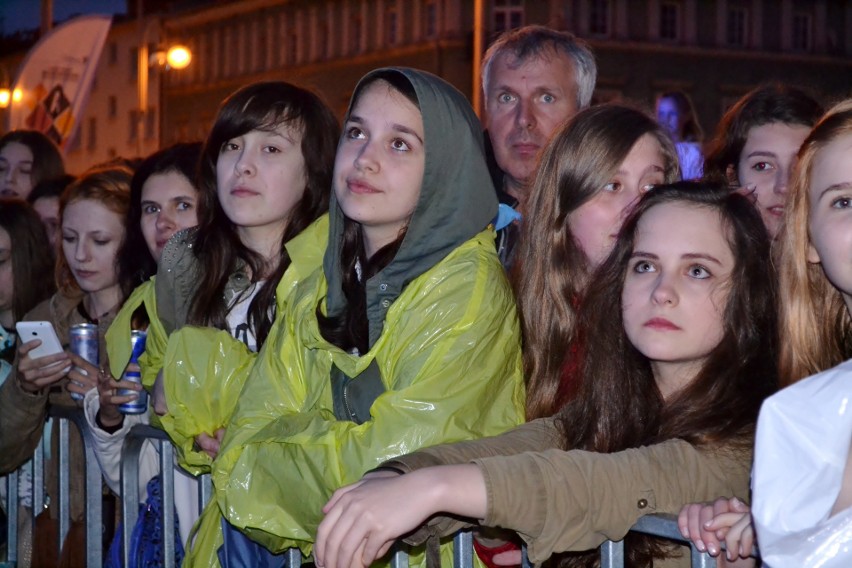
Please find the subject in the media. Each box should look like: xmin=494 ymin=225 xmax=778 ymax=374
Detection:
xmin=137 ymin=16 xmax=191 ymax=154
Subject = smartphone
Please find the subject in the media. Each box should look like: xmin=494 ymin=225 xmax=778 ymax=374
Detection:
xmin=16 ymin=321 xmax=65 ymax=359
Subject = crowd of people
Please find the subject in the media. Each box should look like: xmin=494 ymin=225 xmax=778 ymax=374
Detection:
xmin=0 ymin=23 xmax=849 ymax=568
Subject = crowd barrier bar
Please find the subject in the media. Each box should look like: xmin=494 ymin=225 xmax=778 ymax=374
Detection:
xmin=3 ymin=406 xmax=103 ymax=567
xmin=116 ymin=422 xmax=732 ymax=568
xmin=122 ymin=424 xmax=215 ymax=568
xmin=52 ymin=405 xmax=104 ymax=568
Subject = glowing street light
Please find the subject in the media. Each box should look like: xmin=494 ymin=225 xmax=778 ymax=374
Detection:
xmin=165 ymin=45 xmax=191 ymax=70
xmin=0 ymin=89 xmax=9 ymax=109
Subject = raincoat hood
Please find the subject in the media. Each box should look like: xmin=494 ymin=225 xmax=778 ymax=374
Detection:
xmin=323 ymin=67 xmax=498 ymax=347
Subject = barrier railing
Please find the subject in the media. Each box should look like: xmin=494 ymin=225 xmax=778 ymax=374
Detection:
xmin=5 ymin=412 xmax=757 ymax=568
xmin=2 ymin=405 xmax=102 ymax=567
xmin=120 ymin=424 xmax=213 ymax=568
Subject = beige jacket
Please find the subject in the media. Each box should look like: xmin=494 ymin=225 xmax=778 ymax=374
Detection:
xmin=0 ymin=291 xmax=117 ymax=520
xmin=385 ymin=418 xmax=752 ymax=567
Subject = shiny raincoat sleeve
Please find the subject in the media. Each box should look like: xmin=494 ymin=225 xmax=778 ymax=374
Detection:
xmin=159 ymin=327 xmax=255 ymax=474
xmin=212 ymin=234 xmax=525 ymax=555
xmin=156 ymin=216 xmax=330 ymax=474
xmin=105 ymin=279 xmax=162 ymax=382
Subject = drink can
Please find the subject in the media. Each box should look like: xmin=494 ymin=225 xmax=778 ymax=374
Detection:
xmin=118 ymin=330 xmax=148 ymax=414
xmin=68 ymin=323 xmax=99 ymax=400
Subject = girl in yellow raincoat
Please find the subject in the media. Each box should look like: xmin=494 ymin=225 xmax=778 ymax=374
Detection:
xmin=170 ymin=68 xmax=525 ymax=567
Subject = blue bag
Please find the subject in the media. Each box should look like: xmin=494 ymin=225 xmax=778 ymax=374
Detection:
xmin=106 ymin=474 xmax=185 ymax=567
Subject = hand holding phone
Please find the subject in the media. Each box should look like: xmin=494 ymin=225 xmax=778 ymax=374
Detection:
xmin=15 ymin=321 xmax=71 ymax=393
xmin=16 ymin=321 xmax=64 ymax=358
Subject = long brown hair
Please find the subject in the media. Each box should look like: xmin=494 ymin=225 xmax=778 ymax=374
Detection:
xmin=515 ymin=104 xmax=679 ymax=420
xmin=191 ymin=81 xmax=338 ymax=347
xmin=556 ymin=182 xmax=778 ymax=567
xmin=0 ymin=199 xmax=54 ymax=322
xmin=778 ymin=100 xmax=852 ymax=386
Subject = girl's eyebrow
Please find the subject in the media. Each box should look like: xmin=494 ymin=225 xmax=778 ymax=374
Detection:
xmin=347 ymin=115 xmax=424 ymax=144
xmin=818 ymin=181 xmax=852 ymax=199
xmin=631 ymin=250 xmax=723 ymax=265
xmin=682 ymin=252 xmax=723 ymax=265
xmin=745 ymin=150 xmax=777 ymax=159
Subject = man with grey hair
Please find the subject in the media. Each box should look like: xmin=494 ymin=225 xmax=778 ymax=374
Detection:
xmin=483 ymin=25 xmax=597 ymax=266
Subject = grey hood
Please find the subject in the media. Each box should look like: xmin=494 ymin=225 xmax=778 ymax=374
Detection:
xmin=323 ymin=67 xmax=498 ymax=348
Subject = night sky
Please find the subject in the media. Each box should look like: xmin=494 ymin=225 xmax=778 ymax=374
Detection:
xmin=0 ymin=0 xmax=126 ymax=36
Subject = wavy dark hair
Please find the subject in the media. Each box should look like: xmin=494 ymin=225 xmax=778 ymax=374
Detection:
xmin=515 ymin=104 xmax=680 ymax=420
xmin=704 ymin=83 xmax=823 ymax=185
xmin=0 ymin=130 xmax=65 ymax=198
xmin=0 ymin=199 xmax=55 ymax=324
xmin=119 ymin=142 xmax=202 ymax=293
xmin=555 ymin=182 xmax=778 ymax=567
xmin=190 ymin=81 xmax=338 ymax=347
xmin=316 ymin=71 xmax=419 ymax=354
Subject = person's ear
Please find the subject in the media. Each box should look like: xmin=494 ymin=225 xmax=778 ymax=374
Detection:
xmin=807 ymin=241 xmax=821 ymax=264
xmin=725 ymin=164 xmax=738 ymax=185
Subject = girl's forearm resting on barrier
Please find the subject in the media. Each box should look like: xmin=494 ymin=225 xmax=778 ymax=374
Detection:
xmin=315 ymin=464 xmax=487 ymax=568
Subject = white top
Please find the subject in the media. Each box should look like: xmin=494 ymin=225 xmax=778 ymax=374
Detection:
xmin=752 ymin=358 xmax=852 ymax=567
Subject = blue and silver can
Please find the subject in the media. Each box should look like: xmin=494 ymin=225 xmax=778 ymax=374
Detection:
xmin=118 ymin=330 xmax=148 ymax=414
xmin=68 ymin=323 xmax=98 ymax=400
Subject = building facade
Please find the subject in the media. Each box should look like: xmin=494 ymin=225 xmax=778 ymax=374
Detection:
xmin=3 ymin=0 xmax=852 ymax=172
xmin=159 ymin=0 xmax=852 ymax=150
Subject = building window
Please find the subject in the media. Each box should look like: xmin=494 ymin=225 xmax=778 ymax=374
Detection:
xmin=726 ymin=7 xmax=747 ymax=47
xmin=87 ymin=117 xmax=97 ymax=151
xmin=129 ymin=110 xmax=139 ymax=142
xmin=129 ymin=47 xmax=138 ymax=83
xmin=145 ymin=107 xmax=156 ymax=140
xmin=318 ymin=23 xmax=329 ymax=59
xmin=242 ymin=20 xmax=253 ymax=74
xmin=258 ymin=18 xmax=269 ymax=71
xmin=792 ymin=12 xmax=812 ymax=51
xmin=424 ymin=0 xmax=438 ymax=38
xmin=288 ymin=32 xmax=298 ymax=65
xmin=589 ymin=0 xmax=611 ymax=36
xmin=659 ymin=2 xmax=680 ymax=41
xmin=107 ymin=95 xmax=117 ymax=119
xmin=351 ymin=16 xmax=363 ymax=54
xmin=386 ymin=5 xmax=399 ymax=45
xmin=493 ymin=0 xmax=524 ymax=34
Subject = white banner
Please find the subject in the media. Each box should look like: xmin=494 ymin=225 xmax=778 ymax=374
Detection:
xmin=9 ymin=15 xmax=112 ymax=151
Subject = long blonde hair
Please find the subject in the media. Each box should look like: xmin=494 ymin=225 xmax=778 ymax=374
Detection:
xmin=513 ymin=104 xmax=680 ymax=419
xmin=778 ymin=99 xmax=852 ymax=386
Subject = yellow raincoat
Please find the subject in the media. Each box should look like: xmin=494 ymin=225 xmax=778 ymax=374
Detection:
xmin=155 ymin=215 xmax=329 ymax=472
xmin=181 ymin=68 xmax=526 ymax=567
xmin=183 ymin=229 xmax=523 ymax=567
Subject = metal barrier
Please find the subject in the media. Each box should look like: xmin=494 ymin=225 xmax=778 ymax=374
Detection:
xmin=600 ymin=514 xmax=714 ymax=568
xmin=120 ymin=424 xmax=213 ymax=568
xmin=2 ymin=406 xmax=103 ymax=567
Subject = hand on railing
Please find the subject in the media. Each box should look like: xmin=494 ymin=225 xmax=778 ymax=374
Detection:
xmin=16 ymin=339 xmax=71 ymax=393
xmin=678 ymin=497 xmax=755 ymax=565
